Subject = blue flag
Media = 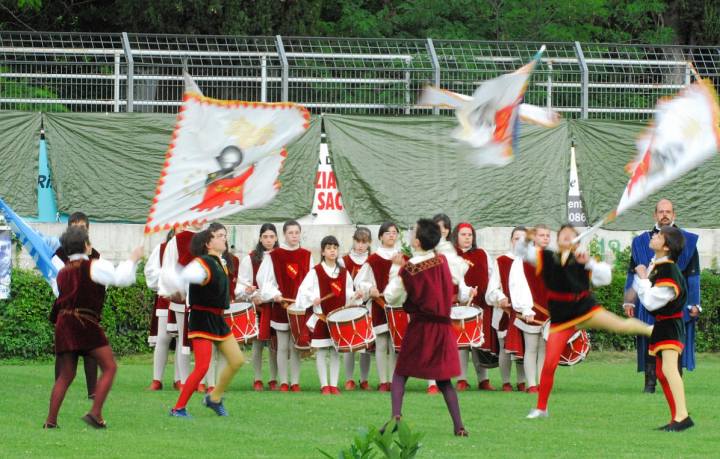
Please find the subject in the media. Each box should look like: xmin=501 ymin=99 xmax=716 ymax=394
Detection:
xmin=0 ymin=197 xmax=58 ymax=288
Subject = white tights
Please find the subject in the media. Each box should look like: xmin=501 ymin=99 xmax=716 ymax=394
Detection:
xmin=374 ymin=332 xmax=396 ymax=384
xmin=173 ymin=311 xmax=191 ymax=383
xmin=522 ymin=331 xmax=546 ymax=387
xmin=497 ymin=336 xmax=526 ymax=385
xmin=275 ymin=330 xmax=301 ymax=385
xmin=252 ymin=340 xmax=278 ymax=382
xmin=344 ymin=352 xmax=371 ymax=382
xmin=316 ymin=348 xmax=341 ymax=387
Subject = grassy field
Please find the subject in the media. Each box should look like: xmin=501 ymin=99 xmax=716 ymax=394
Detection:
xmin=1 ymin=351 xmax=718 ymax=458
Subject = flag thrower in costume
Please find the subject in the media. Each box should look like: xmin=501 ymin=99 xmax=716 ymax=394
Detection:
xmin=574 ymin=79 xmax=720 ymax=243
xmin=145 ymin=74 xmax=311 ymax=234
xmin=0 ymin=197 xmax=59 ymax=292
xmin=419 ymin=45 xmax=559 ymax=166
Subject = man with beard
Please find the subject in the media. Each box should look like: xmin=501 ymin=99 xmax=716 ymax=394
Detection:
xmin=623 ymin=199 xmax=701 ymax=393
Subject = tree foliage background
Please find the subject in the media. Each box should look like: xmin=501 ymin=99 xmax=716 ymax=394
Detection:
xmin=1 ymin=0 xmax=719 ymax=44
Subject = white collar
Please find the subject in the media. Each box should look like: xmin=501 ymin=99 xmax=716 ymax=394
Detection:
xmin=280 ymin=243 xmax=300 ymax=251
xmin=504 ymin=251 xmax=516 ymax=259
xmin=409 ymin=250 xmax=434 ymax=264
xmin=349 ymin=250 xmax=368 ymax=264
xmin=375 ymin=246 xmax=397 ymax=259
xmin=321 ymin=261 xmax=340 ymax=277
xmin=68 ymin=254 xmax=89 ymax=261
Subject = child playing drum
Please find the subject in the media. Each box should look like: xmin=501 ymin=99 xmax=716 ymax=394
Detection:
xmin=298 ymin=236 xmax=362 ymax=394
xmin=518 ymin=224 xmax=652 ymax=419
xmin=355 ymin=222 xmax=404 ymax=391
xmin=239 ymin=223 xmax=280 ymax=391
xmin=340 ymin=227 xmax=373 ymax=390
xmin=633 ymin=226 xmax=693 ymax=431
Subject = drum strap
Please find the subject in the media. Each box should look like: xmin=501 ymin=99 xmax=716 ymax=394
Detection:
xmin=412 ymin=313 xmax=451 ymax=325
xmin=191 ymin=305 xmax=225 ymax=316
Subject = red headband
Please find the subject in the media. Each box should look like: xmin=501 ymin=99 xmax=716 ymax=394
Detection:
xmin=457 ymin=222 xmax=474 ymax=232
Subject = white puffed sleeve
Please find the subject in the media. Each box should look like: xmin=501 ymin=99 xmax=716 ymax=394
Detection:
xmin=585 ymin=258 xmax=612 ymax=287
xmin=354 ymin=263 xmax=377 ymax=302
xmin=180 ymin=259 xmax=209 ymax=286
xmin=296 ymin=269 xmax=320 ymax=313
xmin=144 ymin=244 xmax=162 ymax=291
xmin=383 ymin=267 xmax=407 ymax=306
xmin=509 ymin=258 xmax=534 ymax=317
xmin=235 ymin=254 xmax=256 ymax=300
xmin=158 ymin=237 xmax=183 ymax=297
xmin=484 ymin=254 xmax=507 ymax=307
xmin=257 ymin=256 xmax=281 ymax=302
xmin=90 ymin=258 xmax=138 ymax=287
xmin=633 ymin=277 xmax=677 ymax=312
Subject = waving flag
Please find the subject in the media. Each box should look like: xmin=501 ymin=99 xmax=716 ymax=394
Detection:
xmin=419 ymin=45 xmax=559 ymax=166
xmin=145 ymin=73 xmax=311 ymax=234
xmin=575 ymin=79 xmax=720 ymax=243
xmin=0 ymin=197 xmax=58 ymax=290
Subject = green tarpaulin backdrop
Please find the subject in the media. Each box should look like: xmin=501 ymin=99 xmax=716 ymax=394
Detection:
xmin=325 ymin=115 xmax=570 ymax=228
xmin=2 ymin=112 xmax=719 ymax=229
xmin=0 ymin=112 xmax=41 ymax=215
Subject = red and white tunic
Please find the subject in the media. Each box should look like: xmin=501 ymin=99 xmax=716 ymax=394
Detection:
xmin=459 ymin=247 xmax=505 ymax=354
xmin=297 ymin=262 xmax=357 ymax=348
xmin=355 ymin=246 xmax=400 ymax=334
xmin=257 ymin=244 xmax=313 ymax=331
xmin=238 ymin=251 xmax=273 ymax=340
xmin=508 ymin=257 xmax=550 ymax=334
xmin=158 ymin=229 xmax=198 ymax=314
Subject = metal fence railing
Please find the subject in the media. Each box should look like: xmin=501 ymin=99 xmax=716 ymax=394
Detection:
xmin=1 ymin=31 xmax=719 ymax=119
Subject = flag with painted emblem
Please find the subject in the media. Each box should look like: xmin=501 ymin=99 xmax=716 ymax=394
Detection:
xmin=574 ymin=79 xmax=720 ymax=243
xmin=145 ymin=73 xmax=311 ymax=234
xmin=0 ymin=197 xmax=58 ymax=289
xmin=419 ymin=45 xmax=559 ymax=166
xmin=616 ymin=79 xmax=720 ymax=215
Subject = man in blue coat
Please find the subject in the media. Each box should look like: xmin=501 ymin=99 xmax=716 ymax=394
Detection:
xmin=623 ymin=199 xmax=701 ymax=393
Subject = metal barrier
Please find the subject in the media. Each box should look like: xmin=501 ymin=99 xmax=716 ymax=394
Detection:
xmin=1 ymin=31 xmax=719 ymax=119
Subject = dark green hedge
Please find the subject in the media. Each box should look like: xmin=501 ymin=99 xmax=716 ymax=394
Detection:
xmin=0 ymin=267 xmax=153 ymax=359
xmin=0 ymin=264 xmax=718 ymax=359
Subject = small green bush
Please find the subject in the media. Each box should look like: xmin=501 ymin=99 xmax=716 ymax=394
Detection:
xmin=0 ymin=267 xmax=153 ymax=359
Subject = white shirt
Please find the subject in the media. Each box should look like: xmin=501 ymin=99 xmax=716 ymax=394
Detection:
xmin=516 ymin=240 xmax=612 ymax=287
xmin=296 ymin=261 xmax=359 ymax=314
xmin=354 ymin=245 xmax=399 ymax=302
xmin=632 ymin=257 xmax=679 ymax=312
xmin=236 ymin=252 xmax=269 ymax=301
xmin=144 ymin=243 xmax=162 ymax=292
xmin=67 ymin=253 xmax=137 ymax=288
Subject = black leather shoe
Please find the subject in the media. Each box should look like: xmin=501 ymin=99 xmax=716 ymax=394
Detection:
xmin=664 ymin=417 xmax=694 ymax=432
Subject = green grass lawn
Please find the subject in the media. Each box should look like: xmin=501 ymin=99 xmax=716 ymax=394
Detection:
xmin=1 ymin=351 xmax=718 ymax=458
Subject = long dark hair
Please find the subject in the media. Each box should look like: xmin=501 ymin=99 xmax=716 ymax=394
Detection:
xmin=190 ymin=223 xmax=235 ymax=276
xmin=320 ymin=235 xmax=340 ymax=264
xmin=432 ymin=213 xmax=452 ymax=241
xmin=251 ymin=223 xmax=279 ymax=265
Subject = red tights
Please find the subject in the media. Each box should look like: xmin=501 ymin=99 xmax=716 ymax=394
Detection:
xmin=174 ymin=339 xmax=213 ymax=410
xmin=536 ymin=327 xmax=576 ymax=411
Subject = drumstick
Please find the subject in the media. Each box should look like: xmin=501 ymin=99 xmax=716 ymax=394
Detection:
xmin=465 ymin=292 xmax=476 ymax=307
